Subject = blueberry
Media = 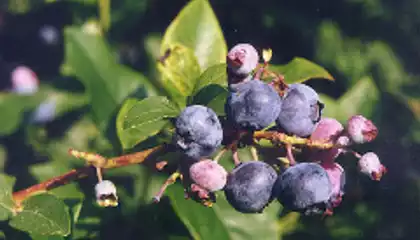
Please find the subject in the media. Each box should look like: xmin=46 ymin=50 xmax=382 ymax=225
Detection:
xmin=30 ymin=98 xmax=57 ymax=123
xmin=309 ymin=117 xmax=345 ymax=163
xmin=321 ymin=162 xmax=346 ymax=208
xmin=274 ymin=162 xmax=333 ymax=215
xmin=276 ymin=83 xmax=324 ymax=137
xmin=189 ymin=159 xmax=227 ymax=192
xmin=38 ymin=25 xmax=60 ymax=46
xmin=358 ymin=152 xmax=387 ymax=181
xmin=226 ymin=43 xmax=259 ymax=78
xmin=224 ymin=161 xmax=278 ymax=213
xmin=174 ymin=105 xmax=223 ymax=160
xmin=225 ymin=80 xmax=282 ymax=131
xmin=347 ymin=115 xmax=378 ymax=144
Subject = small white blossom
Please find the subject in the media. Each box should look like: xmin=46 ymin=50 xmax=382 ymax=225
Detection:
xmin=95 ymin=180 xmax=118 ymax=207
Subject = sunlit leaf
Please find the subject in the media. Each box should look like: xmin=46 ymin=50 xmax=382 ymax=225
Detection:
xmin=157 ymin=44 xmax=201 ymax=107
xmin=160 ymin=0 xmax=227 ymax=70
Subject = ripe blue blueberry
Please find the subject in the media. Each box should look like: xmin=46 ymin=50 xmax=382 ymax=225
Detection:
xmin=276 ymin=83 xmax=324 ymax=137
xmin=273 ymin=162 xmax=333 ymax=215
xmin=225 ymin=79 xmax=282 ymax=131
xmin=224 ymin=161 xmax=278 ymax=213
xmin=174 ymin=105 xmax=223 ymax=160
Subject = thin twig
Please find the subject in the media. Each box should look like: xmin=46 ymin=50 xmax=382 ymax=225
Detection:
xmin=152 ymin=171 xmax=181 ymax=203
xmin=285 ymin=144 xmax=296 ymax=166
xmin=13 ymin=145 xmax=166 ymax=205
xmin=250 ymin=146 xmax=259 ymax=161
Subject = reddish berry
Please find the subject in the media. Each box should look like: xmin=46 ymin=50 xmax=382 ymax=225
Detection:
xmin=189 ymin=159 xmax=227 ymax=192
xmin=347 ymin=115 xmax=378 ymax=144
xmin=358 ymin=152 xmax=387 ymax=181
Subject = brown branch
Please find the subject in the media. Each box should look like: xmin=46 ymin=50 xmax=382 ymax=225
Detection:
xmin=12 ymin=145 xmax=168 ymax=206
xmin=253 ymin=131 xmax=336 ymax=149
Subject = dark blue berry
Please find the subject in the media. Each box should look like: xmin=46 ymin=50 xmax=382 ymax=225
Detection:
xmin=224 ymin=161 xmax=278 ymax=213
xmin=225 ymin=80 xmax=282 ymax=131
xmin=276 ymin=83 xmax=324 ymax=137
xmin=174 ymin=105 xmax=223 ymax=160
xmin=273 ymin=162 xmax=332 ymax=215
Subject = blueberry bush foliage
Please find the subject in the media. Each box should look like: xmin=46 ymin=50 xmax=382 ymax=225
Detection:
xmin=1 ymin=0 xmax=419 ymax=239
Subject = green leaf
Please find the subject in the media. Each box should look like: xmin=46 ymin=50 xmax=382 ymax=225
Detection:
xmin=29 ymin=234 xmax=65 ymax=240
xmin=0 ymin=174 xmax=16 ymax=221
xmin=9 ymin=193 xmax=71 ymax=236
xmin=157 ymin=44 xmax=201 ymax=107
xmin=191 ymin=84 xmax=228 ymax=116
xmin=63 ymin=26 xmax=156 ymax=131
xmin=270 ymin=57 xmax=334 ymax=84
xmin=117 ymin=96 xmax=180 ymax=150
xmin=0 ymin=94 xmax=40 ymax=136
xmin=0 ymin=145 xmax=7 ymax=172
xmin=168 ymin=183 xmax=281 ymax=240
xmin=320 ymin=76 xmax=379 ymax=122
xmin=160 ymin=0 xmax=227 ymax=70
xmin=192 ymin=63 xmax=227 ymax=95
xmin=168 ymin=184 xmax=231 ymax=240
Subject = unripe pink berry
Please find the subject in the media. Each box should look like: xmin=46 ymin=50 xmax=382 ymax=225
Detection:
xmin=311 ymin=117 xmax=344 ymax=142
xmin=310 ymin=117 xmax=345 ymax=163
xmin=320 ymin=162 xmax=345 ymax=208
xmin=189 ymin=159 xmax=227 ymax=192
xmin=227 ymin=43 xmax=259 ymax=76
xmin=358 ymin=152 xmax=387 ymax=181
xmin=11 ymin=66 xmax=39 ymax=95
xmin=346 ymin=115 xmax=378 ymax=144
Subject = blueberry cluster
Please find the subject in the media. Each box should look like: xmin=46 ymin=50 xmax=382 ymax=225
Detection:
xmin=165 ymin=43 xmax=386 ymax=216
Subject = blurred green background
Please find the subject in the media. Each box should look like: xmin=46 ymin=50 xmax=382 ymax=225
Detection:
xmin=0 ymin=0 xmax=419 ymax=239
